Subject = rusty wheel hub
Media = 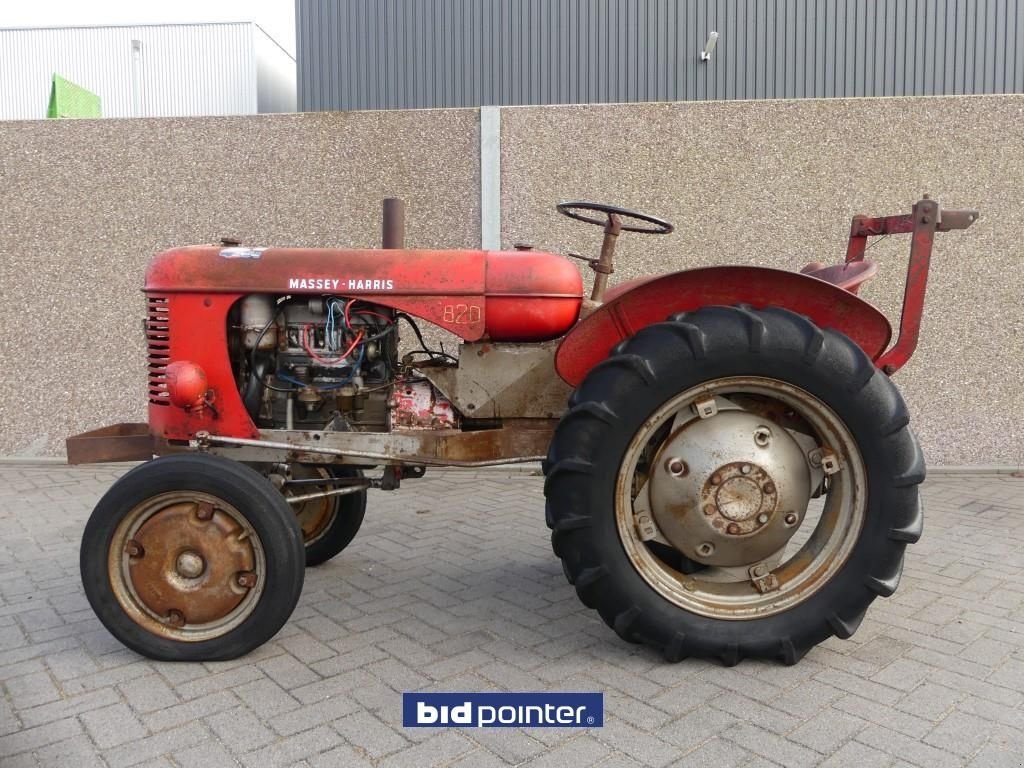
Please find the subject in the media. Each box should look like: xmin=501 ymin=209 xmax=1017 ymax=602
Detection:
xmin=287 ymin=466 xmax=338 ymax=545
xmin=109 ymin=492 xmax=265 ymax=641
xmin=648 ymin=409 xmax=810 ymax=567
xmin=617 ymin=377 xmax=866 ymax=620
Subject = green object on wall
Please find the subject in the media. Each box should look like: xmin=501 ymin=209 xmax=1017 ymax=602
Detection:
xmin=46 ymin=75 xmax=101 ymax=118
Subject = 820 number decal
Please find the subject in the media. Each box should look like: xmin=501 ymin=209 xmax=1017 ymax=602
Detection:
xmin=442 ymin=304 xmax=482 ymax=324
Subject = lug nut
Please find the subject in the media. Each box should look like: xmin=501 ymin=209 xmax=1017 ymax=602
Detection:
xmin=166 ymin=609 xmax=185 ymax=627
xmin=195 ymin=502 xmax=214 ymax=521
xmin=710 ymin=473 xmax=722 ymax=485
xmin=125 ymin=540 xmax=144 ymax=558
xmin=703 ymin=504 xmax=716 ymax=516
xmin=756 ymin=513 xmax=769 ymax=525
xmin=763 ymin=481 xmax=776 ymax=495
xmin=726 ymin=523 xmax=741 ymax=535
xmin=665 ymin=457 xmax=688 ymax=477
xmin=235 ymin=571 xmax=257 ymax=589
xmin=784 ymin=512 xmax=799 ymax=526
xmin=696 ymin=542 xmax=715 ymax=557
xmin=741 ymin=464 xmax=752 ymax=475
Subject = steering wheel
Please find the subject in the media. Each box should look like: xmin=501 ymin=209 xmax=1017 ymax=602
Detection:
xmin=557 ymin=201 xmax=674 ymax=234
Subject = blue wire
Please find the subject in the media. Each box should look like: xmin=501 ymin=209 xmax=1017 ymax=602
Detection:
xmin=275 ymin=343 xmax=365 ymax=391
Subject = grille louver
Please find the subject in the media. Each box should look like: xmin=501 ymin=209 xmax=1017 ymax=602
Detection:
xmin=146 ymin=295 xmax=171 ymax=406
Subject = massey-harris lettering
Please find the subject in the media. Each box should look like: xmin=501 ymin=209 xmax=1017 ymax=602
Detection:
xmin=287 ymin=278 xmax=395 ymax=291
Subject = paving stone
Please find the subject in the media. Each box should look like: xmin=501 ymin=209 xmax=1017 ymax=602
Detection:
xmin=173 ymin=738 xmax=242 ymax=768
xmin=923 ymin=710 xmax=992 ymax=758
xmin=855 ymin=723 xmax=964 ymax=768
xmin=671 ymin=737 xmax=752 ymax=768
xmin=722 ymin=723 xmax=821 ymax=768
xmin=3 ymin=671 xmax=61 ymax=710
xmin=375 ymin=731 xmax=477 ymax=767
xmin=143 ymin=690 xmax=239 ymax=732
xmin=0 ymin=717 xmax=82 ymax=759
xmin=333 ymin=710 xmax=410 ymax=758
xmin=519 ymin=734 xmax=611 ymax=767
xmin=231 ymin=678 xmax=301 ymax=717
xmin=307 ymin=744 xmax=375 ymax=768
xmin=206 ymin=705 xmax=278 ymax=753
xmin=18 ymin=687 xmax=120 ymax=728
xmin=239 ymin=725 xmax=344 ymax=768
xmin=79 ymin=702 xmax=148 ymax=749
xmin=269 ymin=694 xmax=361 ymax=737
xmin=596 ymin=718 xmax=679 ymax=767
xmin=258 ymin=653 xmax=322 ymax=691
xmin=895 ymin=682 xmax=966 ymax=722
xmin=818 ymin=739 xmax=895 ymax=768
xmin=117 ymin=674 xmax=180 ymax=713
xmin=660 ymin=706 xmax=739 ymax=752
xmin=788 ymin=708 xmax=868 ymax=754
xmin=1 ymin=468 xmax=1022 ymax=768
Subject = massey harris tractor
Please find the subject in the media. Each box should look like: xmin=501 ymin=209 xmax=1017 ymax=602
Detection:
xmin=70 ymin=197 xmax=977 ymax=665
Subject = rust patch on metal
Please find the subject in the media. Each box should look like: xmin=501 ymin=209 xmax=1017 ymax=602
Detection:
xmin=66 ymin=423 xmax=154 ymax=464
xmin=113 ymin=498 xmax=258 ymax=632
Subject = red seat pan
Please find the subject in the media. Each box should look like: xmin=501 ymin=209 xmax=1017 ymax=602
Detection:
xmin=799 ymin=260 xmax=878 ymax=294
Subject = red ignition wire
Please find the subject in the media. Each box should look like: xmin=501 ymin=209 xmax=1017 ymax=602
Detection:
xmin=344 ymin=300 xmax=391 ymax=326
xmin=302 ymin=323 xmax=363 ymax=366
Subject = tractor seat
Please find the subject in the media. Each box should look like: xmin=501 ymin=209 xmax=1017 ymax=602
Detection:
xmin=799 ymin=260 xmax=878 ymax=295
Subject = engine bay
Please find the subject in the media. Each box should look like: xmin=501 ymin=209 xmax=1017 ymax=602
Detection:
xmin=230 ymin=294 xmax=457 ymax=433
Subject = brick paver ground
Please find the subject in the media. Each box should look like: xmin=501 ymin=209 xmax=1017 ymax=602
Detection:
xmin=1 ymin=464 xmax=1023 ymax=767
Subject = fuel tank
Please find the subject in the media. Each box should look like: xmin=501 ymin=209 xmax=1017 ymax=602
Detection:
xmin=145 ymin=246 xmax=583 ymax=342
xmin=483 ymin=251 xmax=583 ymax=341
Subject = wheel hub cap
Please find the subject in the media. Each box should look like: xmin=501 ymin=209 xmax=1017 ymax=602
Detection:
xmin=125 ymin=501 xmax=256 ymax=626
xmin=649 ymin=409 xmax=812 ymax=566
xmin=175 ymin=550 xmax=206 ymax=579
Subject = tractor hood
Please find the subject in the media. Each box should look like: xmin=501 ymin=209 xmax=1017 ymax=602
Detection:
xmin=145 ymin=245 xmax=583 ymax=343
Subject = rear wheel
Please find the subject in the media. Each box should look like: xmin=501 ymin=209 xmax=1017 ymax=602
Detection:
xmin=81 ymin=454 xmax=305 ymax=661
xmin=545 ymin=306 xmax=924 ymax=664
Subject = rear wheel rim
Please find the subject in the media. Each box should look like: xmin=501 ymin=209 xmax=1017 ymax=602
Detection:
xmin=107 ymin=492 xmax=266 ymax=642
xmin=615 ymin=376 xmax=867 ymax=620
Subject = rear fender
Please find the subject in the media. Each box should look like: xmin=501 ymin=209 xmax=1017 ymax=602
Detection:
xmin=555 ymin=266 xmax=892 ymax=386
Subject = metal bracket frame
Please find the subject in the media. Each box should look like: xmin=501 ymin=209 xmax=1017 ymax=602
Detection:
xmin=844 ymin=196 xmax=978 ymax=374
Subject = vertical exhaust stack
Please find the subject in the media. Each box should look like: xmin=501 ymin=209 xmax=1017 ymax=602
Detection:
xmin=382 ymin=198 xmax=406 ymax=249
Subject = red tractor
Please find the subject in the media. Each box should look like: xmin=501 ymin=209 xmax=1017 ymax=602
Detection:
xmin=70 ymin=197 xmax=976 ymax=665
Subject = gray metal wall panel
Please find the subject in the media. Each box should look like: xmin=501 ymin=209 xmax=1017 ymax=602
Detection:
xmin=0 ymin=23 xmax=291 ymax=120
xmin=297 ymin=0 xmax=1024 ymax=111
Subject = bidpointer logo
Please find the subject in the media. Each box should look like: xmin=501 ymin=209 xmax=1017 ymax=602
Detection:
xmin=403 ymin=692 xmax=603 ymax=728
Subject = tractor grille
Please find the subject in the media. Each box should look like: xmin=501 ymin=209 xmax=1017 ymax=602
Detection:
xmin=146 ymin=295 xmax=171 ymax=406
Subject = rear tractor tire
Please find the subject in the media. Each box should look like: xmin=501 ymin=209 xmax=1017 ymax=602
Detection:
xmin=81 ymin=454 xmax=305 ymax=661
xmin=544 ymin=305 xmax=924 ymax=665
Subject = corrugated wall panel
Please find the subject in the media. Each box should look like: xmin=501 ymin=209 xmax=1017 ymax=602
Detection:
xmin=0 ymin=23 xmax=290 ymax=120
xmin=297 ymin=0 xmax=1024 ymax=110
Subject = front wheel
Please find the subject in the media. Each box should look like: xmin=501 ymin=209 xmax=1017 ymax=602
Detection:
xmin=545 ymin=306 xmax=924 ymax=665
xmin=286 ymin=465 xmax=367 ymax=567
xmin=81 ymin=454 xmax=305 ymax=661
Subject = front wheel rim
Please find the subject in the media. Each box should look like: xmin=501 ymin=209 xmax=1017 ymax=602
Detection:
xmin=615 ymin=376 xmax=867 ymax=621
xmin=287 ymin=466 xmax=339 ymax=546
xmin=107 ymin=491 xmax=266 ymax=642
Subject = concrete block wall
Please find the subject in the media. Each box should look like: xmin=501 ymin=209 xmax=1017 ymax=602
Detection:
xmin=0 ymin=95 xmax=1019 ymax=465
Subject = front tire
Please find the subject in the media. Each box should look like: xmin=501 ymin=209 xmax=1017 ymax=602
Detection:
xmin=544 ymin=306 xmax=924 ymax=665
xmin=81 ymin=454 xmax=305 ymax=661
xmin=287 ymin=465 xmax=367 ymax=567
